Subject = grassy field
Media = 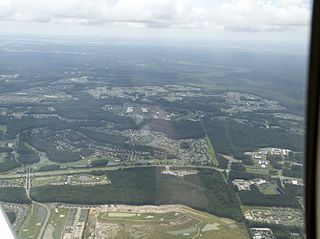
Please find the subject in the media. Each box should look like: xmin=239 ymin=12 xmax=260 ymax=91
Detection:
xmin=99 ymin=211 xmax=183 ymax=222
xmin=19 ymin=203 xmax=47 ymax=239
xmin=43 ymin=207 xmax=70 ymax=239
xmin=85 ymin=205 xmax=249 ymax=239
xmin=245 ymin=165 xmax=271 ymax=175
xmin=242 ymin=205 xmax=271 ymax=214
xmin=0 ymin=125 xmax=7 ymax=134
xmin=258 ymin=182 xmax=279 ymax=195
xmin=205 ymin=136 xmax=218 ymax=167
xmin=244 ymin=156 xmax=274 ymax=176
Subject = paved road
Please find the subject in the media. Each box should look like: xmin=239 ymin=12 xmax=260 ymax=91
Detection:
xmin=35 ymin=201 xmax=50 ymax=239
xmin=24 ymin=167 xmax=31 ymax=199
xmin=23 ymin=166 xmax=51 ymax=239
xmin=0 ymin=164 xmax=227 ymax=180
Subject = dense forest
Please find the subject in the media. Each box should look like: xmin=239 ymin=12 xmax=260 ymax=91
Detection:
xmin=238 ymin=185 xmax=300 ymax=208
xmin=204 ymin=118 xmax=304 ymax=157
xmin=229 ymin=170 xmax=270 ymax=180
xmin=31 ymin=167 xmax=242 ymax=221
xmin=0 ymin=187 xmax=30 ymax=204
xmin=0 ymin=156 xmax=20 ymax=173
xmin=142 ymin=119 xmax=205 ymax=139
xmin=5 ymin=211 xmax=16 ymax=224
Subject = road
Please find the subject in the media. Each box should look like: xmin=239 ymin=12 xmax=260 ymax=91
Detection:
xmin=24 ymin=167 xmax=31 ymax=199
xmin=35 ymin=201 xmax=50 ymax=239
xmin=0 ymin=164 xmax=227 ymax=180
xmin=14 ymin=164 xmax=226 ymax=239
xmin=23 ymin=166 xmax=51 ymax=239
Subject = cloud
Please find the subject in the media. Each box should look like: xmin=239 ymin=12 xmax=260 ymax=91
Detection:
xmin=0 ymin=0 xmax=311 ymax=32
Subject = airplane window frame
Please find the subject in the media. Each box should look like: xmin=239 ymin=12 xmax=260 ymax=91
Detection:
xmin=305 ymin=0 xmax=320 ymax=238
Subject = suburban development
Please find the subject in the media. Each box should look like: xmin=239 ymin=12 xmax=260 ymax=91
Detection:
xmin=0 ymin=37 xmax=305 ymax=239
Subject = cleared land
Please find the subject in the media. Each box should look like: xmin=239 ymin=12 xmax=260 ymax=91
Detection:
xmin=84 ymin=205 xmax=249 ymax=239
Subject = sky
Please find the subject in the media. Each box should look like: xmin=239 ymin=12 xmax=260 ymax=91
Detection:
xmin=0 ymin=0 xmax=313 ymax=44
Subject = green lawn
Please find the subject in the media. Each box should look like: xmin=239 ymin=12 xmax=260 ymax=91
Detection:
xmin=46 ymin=207 xmax=70 ymax=239
xmin=19 ymin=203 xmax=47 ymax=239
xmin=245 ymin=166 xmax=271 ymax=175
xmin=258 ymin=182 xmax=279 ymax=195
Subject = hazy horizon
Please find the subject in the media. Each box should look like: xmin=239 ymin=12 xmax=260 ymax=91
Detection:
xmin=0 ymin=0 xmax=313 ymax=47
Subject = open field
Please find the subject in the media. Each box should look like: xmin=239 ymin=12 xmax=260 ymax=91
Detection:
xmin=245 ymin=165 xmax=272 ymax=176
xmin=84 ymin=205 xmax=249 ymax=239
xmin=43 ymin=206 xmax=70 ymax=239
xmin=0 ymin=125 xmax=7 ymax=134
xmin=99 ymin=210 xmax=184 ymax=222
xmin=19 ymin=203 xmax=47 ymax=239
xmin=258 ymin=182 xmax=279 ymax=195
xmin=205 ymin=136 xmax=218 ymax=167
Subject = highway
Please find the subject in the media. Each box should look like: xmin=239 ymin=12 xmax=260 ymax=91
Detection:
xmin=0 ymin=164 xmax=228 ymax=180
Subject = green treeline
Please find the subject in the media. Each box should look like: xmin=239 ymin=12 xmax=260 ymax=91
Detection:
xmin=0 ymin=152 xmax=20 ymax=172
xmin=216 ymin=155 xmax=228 ymax=169
xmin=31 ymin=167 xmax=242 ymax=221
xmin=37 ymin=164 xmax=61 ymax=172
xmin=229 ymin=170 xmax=270 ymax=180
xmin=90 ymin=159 xmax=108 ymax=167
xmin=238 ymin=185 xmax=300 ymax=208
xmin=0 ymin=187 xmax=30 ymax=204
xmin=0 ymin=160 xmax=20 ymax=172
xmin=282 ymin=165 xmax=304 ymax=179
